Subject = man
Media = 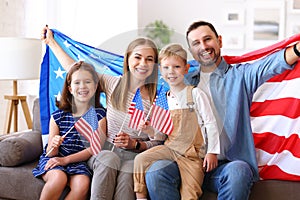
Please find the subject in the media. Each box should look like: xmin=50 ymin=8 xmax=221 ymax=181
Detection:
xmin=145 ymin=20 xmax=300 ymax=200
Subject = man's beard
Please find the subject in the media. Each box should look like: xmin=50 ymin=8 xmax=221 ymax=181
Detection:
xmin=198 ymin=58 xmax=216 ymax=67
xmin=197 ymin=50 xmax=220 ymax=67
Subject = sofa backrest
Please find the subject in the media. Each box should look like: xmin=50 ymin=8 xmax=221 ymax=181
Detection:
xmin=32 ymin=98 xmax=41 ymax=133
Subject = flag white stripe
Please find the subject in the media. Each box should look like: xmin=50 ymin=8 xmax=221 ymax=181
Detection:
xmin=129 ymin=110 xmax=143 ymax=129
xmin=75 ymin=117 xmax=102 ymax=155
xmin=92 ymin=129 xmax=101 ymax=154
xmin=151 ymin=106 xmax=173 ymax=135
xmin=152 ymin=107 xmax=161 ymax=127
xmin=253 ymin=78 xmax=300 ymax=102
xmin=162 ymin=112 xmax=172 ymax=134
xmin=76 ymin=120 xmax=92 ymax=141
xmin=153 ymin=107 xmax=165 ymax=129
xmin=251 ymin=115 xmax=300 ymax=137
xmin=256 ymin=149 xmax=300 ymax=176
xmin=159 ymin=114 xmax=168 ymax=132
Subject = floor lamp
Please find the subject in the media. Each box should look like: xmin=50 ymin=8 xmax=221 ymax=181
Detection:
xmin=0 ymin=37 xmax=42 ymax=134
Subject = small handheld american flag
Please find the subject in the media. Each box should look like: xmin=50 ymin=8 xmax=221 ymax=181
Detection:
xmin=128 ymin=88 xmax=145 ymax=130
xmin=75 ymin=107 xmax=101 ymax=155
xmin=150 ymin=86 xmax=173 ymax=135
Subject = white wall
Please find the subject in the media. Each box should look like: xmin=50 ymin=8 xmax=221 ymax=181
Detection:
xmin=138 ymin=0 xmax=300 ymax=55
xmin=0 ymin=0 xmax=43 ymax=134
xmin=45 ymin=0 xmax=138 ymax=48
xmin=0 ymin=0 xmax=138 ymax=133
xmin=0 ymin=0 xmax=299 ymax=133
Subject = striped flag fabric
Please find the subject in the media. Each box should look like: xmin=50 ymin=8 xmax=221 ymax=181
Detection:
xmin=128 ymin=89 xmax=145 ymax=130
xmin=74 ymin=107 xmax=101 ymax=155
xmin=224 ymin=33 xmax=300 ymax=181
xmin=150 ymin=86 xmax=173 ymax=135
xmin=251 ymin=61 xmax=300 ymax=181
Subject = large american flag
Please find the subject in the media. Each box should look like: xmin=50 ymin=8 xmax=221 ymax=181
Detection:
xmin=150 ymin=87 xmax=173 ymax=135
xmin=128 ymin=89 xmax=145 ymax=130
xmin=74 ymin=107 xmax=101 ymax=155
xmin=251 ymin=61 xmax=300 ymax=181
xmin=40 ymin=29 xmax=300 ymax=180
xmin=224 ymin=33 xmax=300 ymax=181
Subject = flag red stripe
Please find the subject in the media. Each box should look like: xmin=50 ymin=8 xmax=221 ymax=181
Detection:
xmin=153 ymin=107 xmax=164 ymax=127
xmin=129 ymin=109 xmax=144 ymax=129
xmin=251 ymin=98 xmax=300 ymax=119
xmin=254 ymin=132 xmax=300 ymax=157
xmin=259 ymin=165 xmax=300 ymax=181
xmin=128 ymin=102 xmax=135 ymax=114
xmin=75 ymin=117 xmax=101 ymax=155
xmin=75 ymin=120 xmax=92 ymax=140
xmin=151 ymin=106 xmax=173 ymax=135
xmin=152 ymin=107 xmax=164 ymax=126
xmin=266 ymin=62 xmax=300 ymax=82
xmin=151 ymin=107 xmax=161 ymax=127
xmin=223 ymin=34 xmax=300 ymax=64
xmin=92 ymin=129 xmax=101 ymax=154
xmin=161 ymin=112 xmax=173 ymax=135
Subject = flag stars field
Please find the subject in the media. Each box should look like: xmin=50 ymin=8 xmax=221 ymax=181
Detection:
xmin=54 ymin=67 xmax=66 ymax=79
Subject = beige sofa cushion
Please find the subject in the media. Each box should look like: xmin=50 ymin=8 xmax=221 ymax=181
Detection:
xmin=0 ymin=131 xmax=43 ymax=166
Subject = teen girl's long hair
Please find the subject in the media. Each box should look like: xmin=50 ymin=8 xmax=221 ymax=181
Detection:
xmin=110 ymin=37 xmax=158 ymax=111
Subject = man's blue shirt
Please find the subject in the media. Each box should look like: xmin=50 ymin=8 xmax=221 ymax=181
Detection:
xmin=185 ymin=49 xmax=293 ymax=180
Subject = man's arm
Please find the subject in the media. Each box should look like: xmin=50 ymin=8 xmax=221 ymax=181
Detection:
xmin=285 ymin=42 xmax=300 ymax=65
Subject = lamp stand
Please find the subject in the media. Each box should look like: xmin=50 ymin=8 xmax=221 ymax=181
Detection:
xmin=3 ymin=80 xmax=32 ymax=134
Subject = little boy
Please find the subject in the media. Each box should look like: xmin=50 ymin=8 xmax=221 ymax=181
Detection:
xmin=133 ymin=43 xmax=220 ymax=200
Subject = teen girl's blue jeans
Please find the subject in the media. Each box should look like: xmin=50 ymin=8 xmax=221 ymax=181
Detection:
xmin=145 ymin=160 xmax=254 ymax=200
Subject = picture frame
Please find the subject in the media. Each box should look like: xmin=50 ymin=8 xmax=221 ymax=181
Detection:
xmin=290 ymin=0 xmax=300 ymax=13
xmin=289 ymin=23 xmax=300 ymax=36
xmin=246 ymin=1 xmax=285 ymax=49
xmin=223 ymin=9 xmax=245 ymax=25
xmin=222 ymin=33 xmax=244 ymax=49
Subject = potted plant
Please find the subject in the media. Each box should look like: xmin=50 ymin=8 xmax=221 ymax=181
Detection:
xmin=143 ymin=20 xmax=174 ymax=50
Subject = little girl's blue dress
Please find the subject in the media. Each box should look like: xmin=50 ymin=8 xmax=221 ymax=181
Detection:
xmin=32 ymin=107 xmax=106 ymax=178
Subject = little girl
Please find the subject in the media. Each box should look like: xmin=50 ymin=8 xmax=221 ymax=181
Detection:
xmin=32 ymin=61 xmax=106 ymax=200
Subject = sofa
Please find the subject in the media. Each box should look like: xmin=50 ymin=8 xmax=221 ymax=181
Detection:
xmin=0 ymin=98 xmax=300 ymax=200
xmin=0 ymin=98 xmax=69 ymax=200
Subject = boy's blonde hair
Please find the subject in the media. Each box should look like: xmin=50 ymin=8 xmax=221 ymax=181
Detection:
xmin=158 ymin=43 xmax=187 ymax=65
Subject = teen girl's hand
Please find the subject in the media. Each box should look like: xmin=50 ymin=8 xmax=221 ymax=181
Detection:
xmin=113 ymin=132 xmax=136 ymax=149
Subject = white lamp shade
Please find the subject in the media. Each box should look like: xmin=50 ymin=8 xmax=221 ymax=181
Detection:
xmin=0 ymin=37 xmax=42 ymax=80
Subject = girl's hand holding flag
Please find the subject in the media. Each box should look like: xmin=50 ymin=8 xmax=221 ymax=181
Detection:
xmin=45 ymin=132 xmax=66 ymax=157
xmin=50 ymin=135 xmax=64 ymax=151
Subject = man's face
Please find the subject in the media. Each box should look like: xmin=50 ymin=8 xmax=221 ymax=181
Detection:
xmin=187 ymin=25 xmax=222 ymax=68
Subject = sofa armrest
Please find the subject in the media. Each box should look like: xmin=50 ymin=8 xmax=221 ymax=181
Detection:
xmin=0 ymin=130 xmax=43 ymax=167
